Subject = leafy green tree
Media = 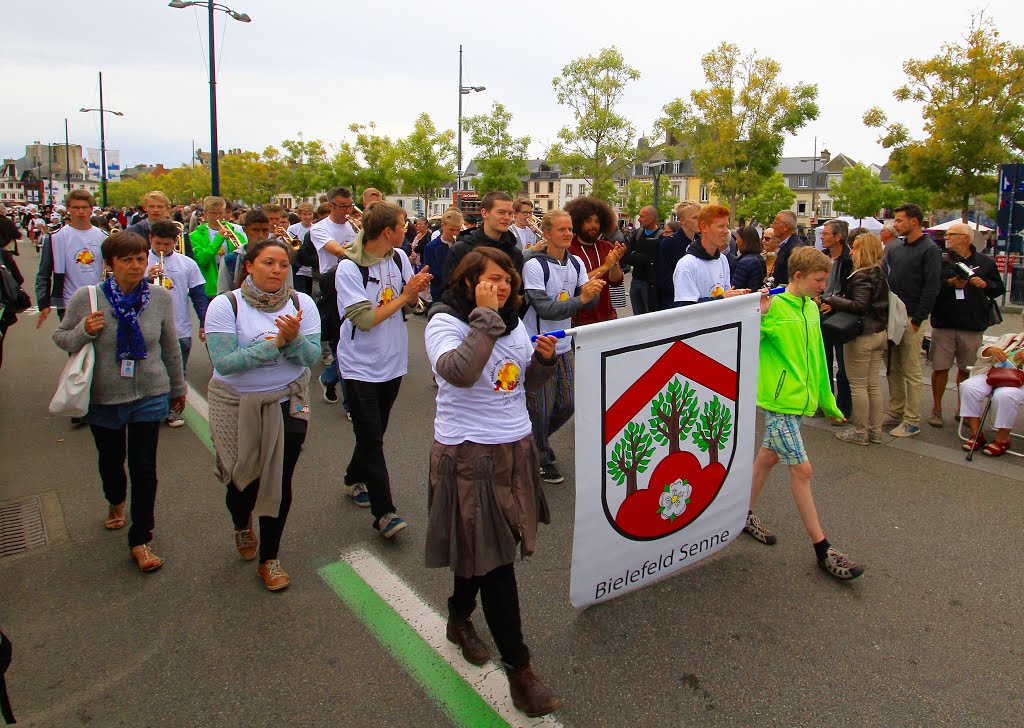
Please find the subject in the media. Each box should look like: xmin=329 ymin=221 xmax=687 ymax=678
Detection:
xmin=737 ymin=172 xmax=796 ymax=227
xmin=828 ymin=164 xmax=901 ymax=224
xmin=657 ymin=42 xmax=818 ymax=223
xmin=547 ymin=47 xmax=640 ymax=204
xmin=863 ymin=12 xmax=1024 ymax=220
xmin=692 ymin=395 xmax=733 ymax=465
xmin=349 ymin=122 xmax=400 ymax=196
xmin=648 ymin=378 xmax=700 ymax=456
xmin=397 ymin=113 xmax=456 ymax=214
xmin=606 ymin=421 xmax=655 ymax=498
xmin=279 ymin=134 xmax=333 ymax=199
xmin=463 ymin=102 xmax=530 ymax=197
xmin=621 ymin=179 xmax=678 ymax=223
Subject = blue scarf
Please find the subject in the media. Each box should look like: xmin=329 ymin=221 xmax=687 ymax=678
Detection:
xmin=102 ymin=276 xmax=150 ymax=361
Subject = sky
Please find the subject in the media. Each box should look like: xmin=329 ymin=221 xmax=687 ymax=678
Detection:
xmin=4 ymin=0 xmax=1022 ymax=175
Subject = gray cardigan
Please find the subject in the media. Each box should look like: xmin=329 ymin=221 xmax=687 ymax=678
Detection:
xmin=53 ymin=284 xmax=187 ymax=406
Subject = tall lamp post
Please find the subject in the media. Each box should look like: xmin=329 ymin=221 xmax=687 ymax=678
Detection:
xmin=456 ymin=44 xmax=485 ymax=211
xmin=80 ymin=71 xmax=123 ymax=208
xmin=168 ymin=0 xmax=251 ymax=197
xmin=799 ymin=136 xmax=824 ymax=228
xmin=651 ymin=161 xmax=667 ymax=224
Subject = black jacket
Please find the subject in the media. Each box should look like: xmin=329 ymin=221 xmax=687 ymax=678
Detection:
xmin=442 ymin=226 xmax=524 ymax=292
xmin=885 ymin=233 xmax=942 ymax=326
xmin=827 ymin=266 xmax=890 ymax=335
xmin=773 ymin=234 xmax=805 ymax=286
xmin=622 ymin=227 xmax=663 ymax=283
xmin=930 ymin=246 xmax=1004 ymax=331
xmin=732 ymin=254 xmax=767 ymax=291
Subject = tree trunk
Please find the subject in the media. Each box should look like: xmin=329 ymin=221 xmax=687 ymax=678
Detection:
xmin=668 ymin=422 xmax=680 ymax=455
xmin=626 ymin=470 xmax=638 ymax=498
xmin=708 ymin=441 xmax=719 ymax=465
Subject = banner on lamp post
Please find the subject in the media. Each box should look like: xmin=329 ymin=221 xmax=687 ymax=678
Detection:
xmin=569 ymin=296 xmax=760 ymax=608
xmin=86 ymin=148 xmax=102 ymax=181
xmin=106 ymin=150 xmax=121 ymax=182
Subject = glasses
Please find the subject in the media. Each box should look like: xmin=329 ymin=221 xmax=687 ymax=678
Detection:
xmin=330 ymin=201 xmax=354 ymax=209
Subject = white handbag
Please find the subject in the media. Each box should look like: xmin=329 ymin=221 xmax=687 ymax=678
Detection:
xmin=49 ymin=285 xmax=98 ymax=417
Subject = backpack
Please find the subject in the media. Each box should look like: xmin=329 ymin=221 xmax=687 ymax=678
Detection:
xmin=319 ymin=256 xmax=410 ymax=344
xmin=523 ymin=253 xmax=582 ymax=329
xmin=297 ymin=230 xmax=318 ymax=270
xmin=0 ymin=257 xmax=30 ymax=314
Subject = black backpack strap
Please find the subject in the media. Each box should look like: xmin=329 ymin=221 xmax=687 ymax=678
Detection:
xmin=0 ymin=630 xmax=14 ymax=724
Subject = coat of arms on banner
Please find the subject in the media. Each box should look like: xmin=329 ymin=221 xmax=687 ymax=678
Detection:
xmin=602 ymin=324 xmax=740 ymax=540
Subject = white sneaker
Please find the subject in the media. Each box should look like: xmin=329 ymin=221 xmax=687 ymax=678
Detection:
xmin=167 ymin=411 xmax=185 ymax=428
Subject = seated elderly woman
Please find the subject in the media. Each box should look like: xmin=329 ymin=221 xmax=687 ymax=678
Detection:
xmin=959 ymin=324 xmax=1024 ymax=457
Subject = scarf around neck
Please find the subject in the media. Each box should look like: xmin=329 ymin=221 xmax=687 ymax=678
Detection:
xmin=437 ymin=289 xmax=520 ymax=336
xmin=240 ymin=275 xmax=293 ymax=313
xmin=102 ymin=276 xmax=150 ymax=361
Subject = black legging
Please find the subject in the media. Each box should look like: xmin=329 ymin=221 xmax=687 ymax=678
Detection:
xmin=89 ymin=420 xmax=161 ymax=548
xmin=449 ymin=563 xmax=528 ymax=668
xmin=224 ymin=402 xmax=307 ymax=563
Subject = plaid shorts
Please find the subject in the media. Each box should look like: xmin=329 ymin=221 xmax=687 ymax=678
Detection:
xmin=761 ymin=410 xmax=808 ymax=465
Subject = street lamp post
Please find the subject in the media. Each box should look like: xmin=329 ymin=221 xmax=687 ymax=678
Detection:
xmin=80 ymin=71 xmax=124 ymax=207
xmin=64 ymin=119 xmax=72 ymax=194
xmin=652 ymin=162 xmax=667 ymax=224
xmin=455 ymin=44 xmax=485 ymax=211
xmin=168 ymin=0 xmax=251 ymax=197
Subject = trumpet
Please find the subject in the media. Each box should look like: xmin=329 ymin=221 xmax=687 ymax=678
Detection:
xmin=275 ymin=225 xmax=301 ymax=250
xmin=526 ymin=215 xmax=543 ymax=237
xmin=172 ymin=220 xmax=186 ymax=255
xmin=157 ymin=251 xmax=166 ymax=287
xmin=218 ymin=222 xmax=243 ymax=255
xmin=349 ymin=205 xmax=363 ymax=232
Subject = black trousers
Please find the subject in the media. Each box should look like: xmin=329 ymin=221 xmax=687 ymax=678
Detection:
xmin=823 ymin=332 xmax=853 ymax=417
xmin=90 ymin=421 xmax=161 ymax=548
xmin=344 ymin=377 xmax=401 ymax=526
xmin=225 ymin=402 xmax=307 ymax=563
xmin=449 ymin=563 xmax=528 ymax=668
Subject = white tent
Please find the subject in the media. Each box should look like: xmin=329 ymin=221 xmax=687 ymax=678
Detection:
xmin=813 ymin=216 xmax=883 ymax=248
xmin=926 ymin=219 xmax=993 ymax=233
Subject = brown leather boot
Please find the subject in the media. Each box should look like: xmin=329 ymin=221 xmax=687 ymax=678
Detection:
xmin=446 ymin=616 xmax=489 ymax=666
xmin=505 ymin=659 xmax=563 ymax=717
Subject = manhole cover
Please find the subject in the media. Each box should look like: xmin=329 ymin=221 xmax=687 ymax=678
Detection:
xmin=0 ymin=495 xmax=49 ymax=558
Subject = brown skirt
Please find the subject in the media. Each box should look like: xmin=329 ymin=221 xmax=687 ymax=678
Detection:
xmin=424 ymin=436 xmax=551 ymax=579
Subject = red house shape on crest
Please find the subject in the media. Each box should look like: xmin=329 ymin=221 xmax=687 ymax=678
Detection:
xmin=603 ymin=336 xmax=740 ymax=540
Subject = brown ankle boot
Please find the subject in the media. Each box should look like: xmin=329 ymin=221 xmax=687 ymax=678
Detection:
xmin=505 ymin=659 xmax=563 ymax=717
xmin=446 ymin=616 xmax=489 ymax=666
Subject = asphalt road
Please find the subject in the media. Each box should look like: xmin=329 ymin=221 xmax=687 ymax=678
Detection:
xmin=2 ymin=243 xmax=1022 ymax=727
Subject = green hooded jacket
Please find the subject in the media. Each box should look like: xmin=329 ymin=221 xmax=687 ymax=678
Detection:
xmin=190 ymin=222 xmax=247 ymax=297
xmin=757 ymin=291 xmax=841 ymax=418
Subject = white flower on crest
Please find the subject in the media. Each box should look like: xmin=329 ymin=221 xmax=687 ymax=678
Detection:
xmin=657 ymin=478 xmax=692 ymax=522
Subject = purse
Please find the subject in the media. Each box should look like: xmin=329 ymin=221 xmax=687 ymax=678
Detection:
xmin=987 ymin=299 xmax=1003 ymax=327
xmin=986 ymin=366 xmax=1024 ymax=390
xmin=49 ymin=286 xmax=98 ymax=417
xmin=821 ymin=311 xmax=863 ymax=344
xmin=0 ymin=260 xmax=30 ymax=314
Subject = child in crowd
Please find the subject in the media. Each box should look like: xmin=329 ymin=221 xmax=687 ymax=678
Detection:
xmin=745 ymin=246 xmax=864 ymax=580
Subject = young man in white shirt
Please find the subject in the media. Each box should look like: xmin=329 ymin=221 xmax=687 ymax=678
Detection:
xmin=523 ymin=210 xmax=606 ymax=483
xmin=146 ymin=220 xmax=208 ymax=426
xmin=35 ymin=189 xmax=107 ymax=328
xmin=334 ymin=201 xmax=432 ymax=538
xmin=287 ymin=202 xmax=315 ymax=295
xmin=510 ymin=197 xmax=539 ymax=251
xmin=673 ymin=204 xmax=751 ymax=306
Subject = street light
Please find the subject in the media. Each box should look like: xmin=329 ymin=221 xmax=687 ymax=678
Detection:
xmin=456 ymin=44 xmax=485 ymax=211
xmin=651 ymin=161 xmax=667 ymax=224
xmin=799 ymin=136 xmax=825 ymax=228
xmin=168 ymin=0 xmax=251 ymax=197
xmin=80 ymin=71 xmax=124 ymax=208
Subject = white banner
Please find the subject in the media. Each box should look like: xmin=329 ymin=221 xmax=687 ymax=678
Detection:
xmin=106 ymin=150 xmax=121 ymax=182
xmin=86 ymin=148 xmax=101 ymax=181
xmin=570 ymin=296 xmax=761 ymax=608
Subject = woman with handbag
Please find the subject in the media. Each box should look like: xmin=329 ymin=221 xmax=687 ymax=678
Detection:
xmin=424 ymin=248 xmax=563 ymax=718
xmin=0 ymin=245 xmax=28 ymax=370
xmin=53 ymin=232 xmax=186 ymax=572
xmin=959 ymin=327 xmax=1024 ymax=457
xmin=823 ymin=233 xmax=890 ymax=446
xmin=204 ymin=238 xmax=321 ymax=591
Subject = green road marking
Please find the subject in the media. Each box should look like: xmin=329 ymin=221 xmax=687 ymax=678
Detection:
xmin=182 ymin=402 xmax=216 ymax=455
xmin=318 ymin=560 xmax=509 ymax=728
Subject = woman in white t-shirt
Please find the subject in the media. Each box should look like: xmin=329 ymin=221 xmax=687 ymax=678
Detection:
xmin=424 ymin=247 xmax=563 ymax=718
xmin=204 ymin=238 xmax=321 ymax=592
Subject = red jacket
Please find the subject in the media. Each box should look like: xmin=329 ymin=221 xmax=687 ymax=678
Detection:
xmin=568 ymin=237 xmax=617 ymax=326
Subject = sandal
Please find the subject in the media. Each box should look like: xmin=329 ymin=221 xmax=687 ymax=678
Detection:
xmin=983 ymin=440 xmax=1012 ymax=457
xmin=962 ymin=433 xmax=987 ymax=452
xmin=105 ymin=502 xmax=126 ymax=530
xmin=130 ymin=544 xmax=164 ymax=573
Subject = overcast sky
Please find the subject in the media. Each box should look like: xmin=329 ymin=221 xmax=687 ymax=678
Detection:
xmin=4 ymin=0 xmax=1021 ymax=174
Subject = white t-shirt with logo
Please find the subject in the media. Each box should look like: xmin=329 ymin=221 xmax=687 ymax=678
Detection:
xmin=425 ymin=313 xmax=533 ymax=445
xmin=511 ymin=225 xmax=538 ymax=251
xmin=205 ymin=290 xmax=320 ymax=393
xmin=310 ymin=217 xmax=356 ymax=275
xmin=522 ymin=253 xmax=588 ymax=355
xmin=287 ymin=222 xmax=313 ymax=277
xmin=147 ymin=250 xmax=205 ymax=338
xmin=673 ymin=252 xmax=732 ymax=303
xmin=52 ymin=225 xmax=107 ymax=307
xmin=335 ymin=249 xmax=414 ymax=383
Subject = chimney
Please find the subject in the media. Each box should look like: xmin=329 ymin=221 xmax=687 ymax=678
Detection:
xmin=820 ymin=149 xmax=831 ymax=163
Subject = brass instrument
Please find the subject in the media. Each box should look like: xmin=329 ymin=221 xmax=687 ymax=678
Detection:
xmin=527 ymin=215 xmax=543 ymax=237
xmin=349 ymin=205 xmax=363 ymax=232
xmin=276 ymin=225 xmax=301 ymax=250
xmin=218 ymin=222 xmax=243 ymax=254
xmin=172 ymin=220 xmax=186 ymax=255
xmin=156 ymin=251 xmax=169 ymax=289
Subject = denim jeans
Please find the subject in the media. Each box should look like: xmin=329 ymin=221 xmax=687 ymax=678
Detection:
xmin=319 ymin=355 xmax=350 ymax=410
xmin=629 ymin=278 xmax=653 ymax=316
xmin=90 ymin=421 xmax=161 ymax=548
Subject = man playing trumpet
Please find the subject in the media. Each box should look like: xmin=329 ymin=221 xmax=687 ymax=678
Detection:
xmin=191 ymin=195 xmax=248 ymax=302
xmin=510 ymin=197 xmax=540 ymax=252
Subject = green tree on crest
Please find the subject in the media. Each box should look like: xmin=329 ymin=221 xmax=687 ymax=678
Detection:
xmin=607 ymin=421 xmax=655 ymax=498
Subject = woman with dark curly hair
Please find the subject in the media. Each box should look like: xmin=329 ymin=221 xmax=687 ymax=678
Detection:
xmin=424 ymin=247 xmax=563 ymax=718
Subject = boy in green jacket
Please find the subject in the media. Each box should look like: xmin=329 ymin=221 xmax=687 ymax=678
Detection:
xmin=745 ymin=246 xmax=864 ymax=580
xmin=189 ymin=195 xmax=247 ymax=299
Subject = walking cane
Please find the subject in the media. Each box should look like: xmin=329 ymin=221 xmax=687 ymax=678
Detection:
xmin=965 ymin=397 xmax=992 ymax=462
